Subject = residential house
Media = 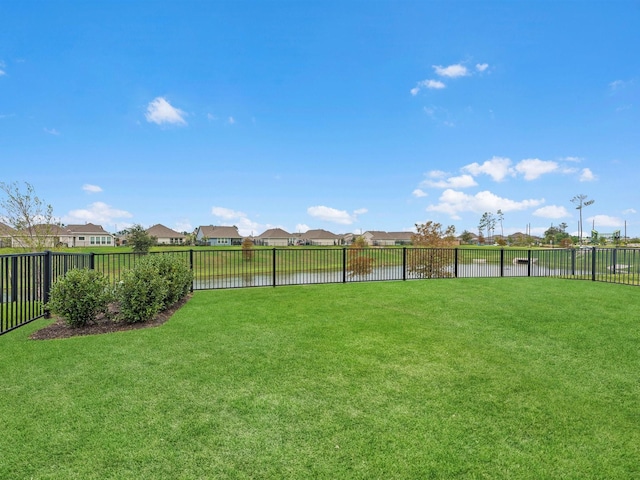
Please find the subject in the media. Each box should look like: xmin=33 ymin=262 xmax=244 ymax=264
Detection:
xmin=9 ymin=224 xmax=67 ymax=249
xmin=60 ymin=224 xmax=115 ymax=247
xmin=195 ymin=225 xmax=242 ymax=246
xmin=299 ymin=229 xmax=341 ymax=246
xmin=255 ymin=228 xmax=292 ymax=247
xmin=146 ymin=224 xmax=186 ymax=245
xmin=362 ymin=231 xmax=414 ymax=246
xmin=0 ymin=222 xmax=16 ymax=248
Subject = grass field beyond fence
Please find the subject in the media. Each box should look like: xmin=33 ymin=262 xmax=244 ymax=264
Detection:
xmin=1 ymin=278 xmax=639 ymax=479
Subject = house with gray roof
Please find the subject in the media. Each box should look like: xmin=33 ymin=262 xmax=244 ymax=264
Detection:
xmin=299 ymin=229 xmax=341 ymax=246
xmin=195 ymin=225 xmax=242 ymax=246
xmin=60 ymin=223 xmax=114 ymax=247
xmin=146 ymin=224 xmax=186 ymax=245
xmin=256 ymin=228 xmax=292 ymax=247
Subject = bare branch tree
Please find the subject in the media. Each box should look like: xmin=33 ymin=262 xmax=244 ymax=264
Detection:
xmin=0 ymin=181 xmax=57 ymax=251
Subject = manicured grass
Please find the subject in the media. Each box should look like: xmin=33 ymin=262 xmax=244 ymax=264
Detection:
xmin=1 ymin=278 xmax=639 ymax=479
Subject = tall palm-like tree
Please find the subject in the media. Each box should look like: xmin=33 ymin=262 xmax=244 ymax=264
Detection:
xmin=571 ymin=194 xmax=595 ymax=246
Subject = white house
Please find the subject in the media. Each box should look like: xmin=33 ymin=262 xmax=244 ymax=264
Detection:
xmin=146 ymin=224 xmax=186 ymax=245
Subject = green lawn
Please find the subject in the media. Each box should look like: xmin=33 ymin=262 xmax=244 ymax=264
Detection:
xmin=1 ymin=278 xmax=638 ymax=479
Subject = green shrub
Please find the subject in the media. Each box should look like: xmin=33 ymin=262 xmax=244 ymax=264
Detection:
xmin=47 ymin=268 xmax=112 ymax=327
xmin=116 ymin=259 xmax=168 ymax=323
xmin=115 ymin=255 xmax=191 ymax=324
xmin=146 ymin=254 xmax=193 ymax=306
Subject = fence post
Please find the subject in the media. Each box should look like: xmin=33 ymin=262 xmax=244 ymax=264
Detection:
xmin=500 ymin=249 xmax=505 ymax=277
xmin=272 ymin=248 xmax=277 ymax=287
xmin=571 ymin=248 xmax=576 ymax=276
xmin=454 ymin=248 xmax=459 ymax=278
xmin=527 ymin=249 xmax=532 ymax=277
xmin=402 ymin=247 xmax=407 ymax=281
xmin=89 ymin=252 xmax=95 ymax=270
xmin=43 ymin=250 xmax=52 ymax=318
xmin=591 ymin=247 xmax=597 ymax=281
xmin=342 ymin=247 xmax=347 ymax=283
xmin=189 ymin=249 xmax=194 ymax=292
xmin=612 ymin=248 xmax=617 ymax=275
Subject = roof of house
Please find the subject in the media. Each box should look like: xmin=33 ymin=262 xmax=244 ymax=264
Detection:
xmin=0 ymin=222 xmax=17 ymax=235
xmin=300 ymin=229 xmax=340 ymax=240
xmin=64 ymin=223 xmax=111 ymax=235
xmin=365 ymin=231 xmax=413 ymax=241
xmin=257 ymin=228 xmax=291 ymax=238
xmin=197 ymin=225 xmax=242 ymax=239
xmin=146 ymin=224 xmax=185 ymax=238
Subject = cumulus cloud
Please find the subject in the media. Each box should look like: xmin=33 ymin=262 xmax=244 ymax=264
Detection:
xmin=462 ymin=156 xmax=513 ymax=182
xmin=82 ymin=184 xmax=103 ymax=194
xmin=426 ymin=189 xmax=544 ymax=220
xmin=476 ymin=63 xmax=489 ymax=72
xmin=514 ymin=158 xmax=559 ymax=180
xmin=307 ymin=205 xmax=366 ymax=225
xmin=533 ymin=205 xmax=570 ymax=219
xmin=295 ymin=223 xmax=310 ymax=233
xmin=211 ymin=205 xmax=277 ymax=236
xmin=623 ymin=208 xmax=637 ymax=215
xmin=412 ymin=189 xmax=428 ymax=198
xmin=588 ymin=215 xmax=624 ymax=228
xmin=421 ymin=174 xmax=477 ymax=189
xmin=44 ymin=128 xmax=60 ymax=135
xmin=211 ymin=206 xmax=246 ymax=220
xmin=433 ymin=64 xmax=469 ymax=78
xmin=145 ymin=97 xmax=187 ymax=126
xmin=411 ymin=79 xmax=446 ymax=95
xmin=63 ymin=202 xmax=133 ymax=227
xmin=579 ymin=168 xmax=596 ymax=182
xmin=174 ymin=220 xmax=193 ymax=233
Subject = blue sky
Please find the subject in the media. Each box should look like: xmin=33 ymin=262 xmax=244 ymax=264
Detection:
xmin=1 ymin=1 xmax=639 ymax=238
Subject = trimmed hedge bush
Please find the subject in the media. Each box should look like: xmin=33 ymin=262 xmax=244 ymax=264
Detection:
xmin=47 ymin=268 xmax=112 ymax=327
xmin=116 ymin=254 xmax=192 ymax=323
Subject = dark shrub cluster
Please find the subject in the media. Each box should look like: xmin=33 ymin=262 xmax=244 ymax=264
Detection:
xmin=47 ymin=268 xmax=112 ymax=327
xmin=116 ymin=255 xmax=193 ymax=323
xmin=47 ymin=255 xmax=192 ymax=327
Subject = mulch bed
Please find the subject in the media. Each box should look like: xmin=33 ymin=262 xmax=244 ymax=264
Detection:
xmin=29 ymin=295 xmax=191 ymax=340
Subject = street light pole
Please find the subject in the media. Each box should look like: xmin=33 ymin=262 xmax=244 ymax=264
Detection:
xmin=571 ymin=194 xmax=595 ymax=247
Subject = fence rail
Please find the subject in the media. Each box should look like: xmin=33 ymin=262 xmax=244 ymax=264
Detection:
xmin=2 ymin=247 xmax=639 ymax=336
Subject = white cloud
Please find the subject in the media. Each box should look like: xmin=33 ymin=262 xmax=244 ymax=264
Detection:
xmin=462 ymin=156 xmax=514 ymax=182
xmin=82 ymin=184 xmax=103 ymax=194
xmin=588 ymin=215 xmax=624 ymax=228
xmin=0 ymin=69 xmax=5 ymax=76
xmin=0 ymin=61 xmax=5 ymax=76
xmin=295 ymin=224 xmax=310 ymax=233
xmin=421 ymin=174 xmax=477 ymax=189
xmin=426 ymin=189 xmax=544 ymax=219
xmin=145 ymin=97 xmax=187 ymax=126
xmin=211 ymin=205 xmax=278 ymax=236
xmin=412 ymin=189 xmax=428 ymax=198
xmin=411 ymin=79 xmax=446 ymax=95
xmin=533 ymin=205 xmax=570 ymax=219
xmin=433 ymin=64 xmax=469 ymax=78
xmin=63 ymin=202 xmax=133 ymax=227
xmin=307 ymin=205 xmax=365 ymax=225
xmin=227 ymin=116 xmax=236 ymax=125
xmin=207 ymin=113 xmax=217 ymax=121
xmin=174 ymin=220 xmax=193 ymax=233
xmin=44 ymin=128 xmax=60 ymax=135
xmin=211 ymin=206 xmax=246 ymax=220
xmin=563 ymin=156 xmax=583 ymax=163
xmin=353 ymin=208 xmax=368 ymax=215
xmin=514 ymin=158 xmax=558 ymax=180
xmin=623 ymin=208 xmax=637 ymax=215
xmin=579 ymin=168 xmax=596 ymax=182
xmin=476 ymin=63 xmax=489 ymax=72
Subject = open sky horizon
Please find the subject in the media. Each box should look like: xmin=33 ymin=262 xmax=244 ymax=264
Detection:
xmin=2 ymin=1 xmax=639 ymax=238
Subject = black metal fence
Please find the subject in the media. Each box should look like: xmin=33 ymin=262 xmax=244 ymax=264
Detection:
xmin=2 ymin=247 xmax=639 ymax=336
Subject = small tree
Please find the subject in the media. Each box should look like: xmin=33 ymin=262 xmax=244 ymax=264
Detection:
xmin=347 ymin=236 xmax=374 ymax=278
xmin=126 ymin=224 xmax=156 ymax=253
xmin=0 ymin=181 xmax=57 ymax=251
xmin=408 ymin=221 xmax=456 ymax=278
xmin=242 ymin=237 xmax=254 ymax=261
